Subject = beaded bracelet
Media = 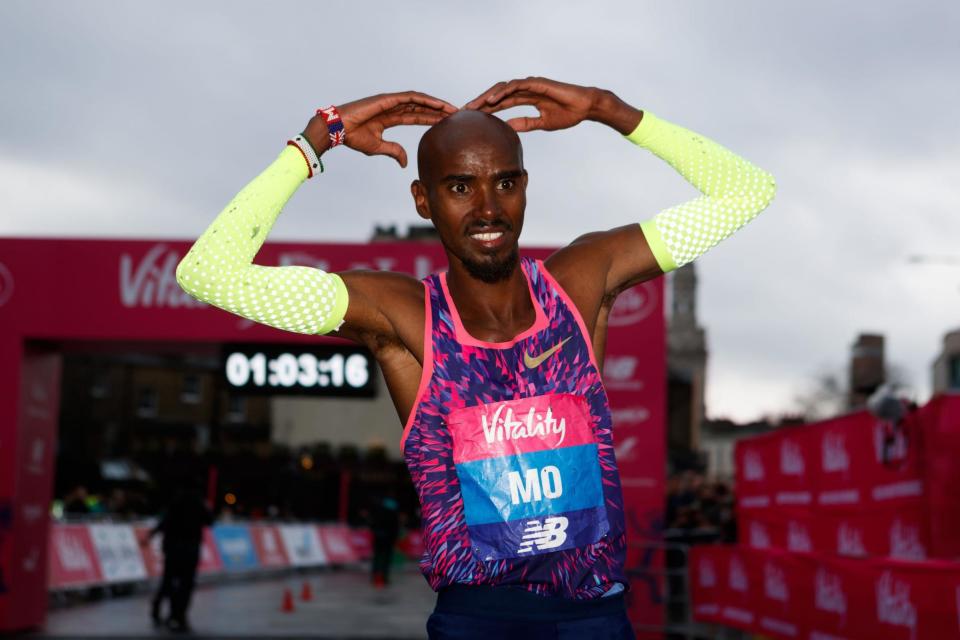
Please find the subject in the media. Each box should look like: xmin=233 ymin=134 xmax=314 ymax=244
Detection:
xmin=317 ymin=105 xmax=346 ymax=147
xmin=287 ymin=134 xmax=323 ymax=178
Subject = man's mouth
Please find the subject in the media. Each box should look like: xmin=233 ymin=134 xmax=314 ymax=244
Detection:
xmin=470 ymin=231 xmax=504 ymax=242
xmin=467 ymin=227 xmax=511 ymax=250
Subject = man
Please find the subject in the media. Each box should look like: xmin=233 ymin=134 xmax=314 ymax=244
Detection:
xmin=142 ymin=485 xmax=214 ymax=633
xmin=366 ymin=490 xmax=402 ymax=588
xmin=177 ymin=77 xmax=775 ymax=638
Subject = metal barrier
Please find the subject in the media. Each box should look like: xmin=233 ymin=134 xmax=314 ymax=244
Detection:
xmin=628 ymin=535 xmax=748 ymax=640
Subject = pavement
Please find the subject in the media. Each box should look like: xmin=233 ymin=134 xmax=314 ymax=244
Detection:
xmin=28 ymin=567 xmax=436 ymax=639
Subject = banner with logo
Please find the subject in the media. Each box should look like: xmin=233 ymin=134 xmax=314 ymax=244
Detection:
xmin=316 ymin=524 xmax=359 ymax=564
xmin=691 ymin=545 xmax=960 ymax=639
xmin=212 ymin=525 xmax=258 ymax=571
xmin=734 ymin=403 xmax=944 ymax=560
xmin=920 ymin=395 xmax=960 ymax=558
xmin=279 ymin=524 xmax=327 ymax=567
xmin=347 ymin=528 xmax=373 ymax=560
xmin=0 ymin=348 xmax=60 ymax=630
xmin=193 ymin=529 xmax=223 ymax=575
xmin=47 ymin=525 xmax=102 ymax=588
xmin=87 ymin=524 xmax=148 ymax=583
xmin=689 ymin=546 xmax=960 ymax=640
xmin=602 ymin=280 xmax=666 ymax=634
xmin=249 ymin=524 xmax=289 ymax=568
xmin=133 ymin=525 xmax=164 ymax=578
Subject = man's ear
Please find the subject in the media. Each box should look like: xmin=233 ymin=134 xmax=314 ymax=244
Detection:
xmin=411 ymin=180 xmax=431 ymax=220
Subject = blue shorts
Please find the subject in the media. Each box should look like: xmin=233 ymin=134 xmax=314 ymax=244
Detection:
xmin=427 ymin=586 xmax=635 ymax=640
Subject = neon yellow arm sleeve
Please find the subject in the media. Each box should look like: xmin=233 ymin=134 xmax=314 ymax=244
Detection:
xmin=628 ymin=112 xmax=777 ymax=273
xmin=175 ymin=146 xmax=348 ymax=335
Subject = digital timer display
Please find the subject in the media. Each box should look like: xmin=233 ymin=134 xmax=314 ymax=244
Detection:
xmin=221 ymin=344 xmax=376 ymax=397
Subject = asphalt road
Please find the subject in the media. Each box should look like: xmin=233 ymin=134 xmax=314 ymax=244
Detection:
xmin=30 ymin=567 xmax=435 ymax=639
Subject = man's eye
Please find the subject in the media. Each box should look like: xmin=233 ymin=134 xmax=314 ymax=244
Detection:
xmin=450 ymin=183 xmax=468 ymax=194
xmin=498 ymin=179 xmax=515 ymax=190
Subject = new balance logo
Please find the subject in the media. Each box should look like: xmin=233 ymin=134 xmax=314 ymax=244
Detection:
xmin=517 ymin=516 xmax=568 ymax=553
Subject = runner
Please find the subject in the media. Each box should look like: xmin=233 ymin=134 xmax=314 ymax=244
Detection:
xmin=177 ymin=78 xmax=775 ymax=638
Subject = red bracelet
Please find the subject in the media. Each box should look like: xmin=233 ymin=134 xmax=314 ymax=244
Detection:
xmin=317 ymin=106 xmax=346 ymax=147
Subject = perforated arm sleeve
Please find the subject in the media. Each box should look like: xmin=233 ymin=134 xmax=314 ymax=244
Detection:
xmin=628 ymin=112 xmax=777 ymax=272
xmin=175 ymin=147 xmax=348 ymax=335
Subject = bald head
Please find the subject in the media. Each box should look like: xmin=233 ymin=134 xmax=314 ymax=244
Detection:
xmin=417 ymin=110 xmax=523 ymax=185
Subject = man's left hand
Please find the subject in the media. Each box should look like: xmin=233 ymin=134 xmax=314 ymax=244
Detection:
xmin=464 ymin=77 xmax=641 ymax=135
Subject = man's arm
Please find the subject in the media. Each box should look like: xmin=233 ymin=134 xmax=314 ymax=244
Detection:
xmin=175 ymin=93 xmax=457 ymax=349
xmin=465 ymin=78 xmax=776 ymax=299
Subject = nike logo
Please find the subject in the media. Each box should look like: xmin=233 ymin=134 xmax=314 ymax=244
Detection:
xmin=523 ymin=337 xmax=571 ymax=369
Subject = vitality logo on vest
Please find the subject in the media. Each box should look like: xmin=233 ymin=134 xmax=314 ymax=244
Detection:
xmin=518 ymin=517 xmax=569 ymax=554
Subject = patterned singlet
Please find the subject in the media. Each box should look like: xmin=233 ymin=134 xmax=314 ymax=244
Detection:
xmin=401 ymin=257 xmax=628 ymax=599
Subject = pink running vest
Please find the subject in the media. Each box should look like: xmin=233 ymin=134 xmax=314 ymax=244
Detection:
xmin=401 ymin=258 xmax=628 ymax=599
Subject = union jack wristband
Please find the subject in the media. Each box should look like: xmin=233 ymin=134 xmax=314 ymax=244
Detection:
xmin=317 ymin=105 xmax=346 ymax=147
xmin=287 ymin=134 xmax=323 ymax=178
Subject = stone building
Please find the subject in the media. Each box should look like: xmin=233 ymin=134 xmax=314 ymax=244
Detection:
xmin=932 ymin=328 xmax=960 ymax=393
xmin=848 ymin=333 xmax=885 ymax=409
xmin=667 ymin=263 xmax=708 ymax=468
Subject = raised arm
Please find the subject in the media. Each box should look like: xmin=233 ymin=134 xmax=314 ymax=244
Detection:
xmin=176 ymin=92 xmax=457 ymax=344
xmin=465 ymin=77 xmax=776 ymax=297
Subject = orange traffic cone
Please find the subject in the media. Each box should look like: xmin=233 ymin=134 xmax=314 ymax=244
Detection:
xmin=300 ymin=580 xmax=313 ymax=602
xmin=281 ymin=587 xmax=295 ymax=613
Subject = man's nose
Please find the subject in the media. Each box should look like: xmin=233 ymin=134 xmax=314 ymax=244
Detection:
xmin=478 ymin=185 xmax=502 ymax=219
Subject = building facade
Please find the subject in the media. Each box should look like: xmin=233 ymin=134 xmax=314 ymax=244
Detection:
xmin=932 ymin=328 xmax=960 ymax=393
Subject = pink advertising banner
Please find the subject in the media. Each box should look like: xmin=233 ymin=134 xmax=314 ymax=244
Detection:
xmin=0 ymin=238 xmax=664 ymax=632
xmin=691 ymin=545 xmax=960 ymax=639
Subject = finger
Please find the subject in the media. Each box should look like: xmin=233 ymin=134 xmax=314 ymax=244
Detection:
xmin=385 ymin=112 xmax=451 ymax=127
xmin=463 ymin=81 xmax=507 ymax=110
xmin=385 ymin=102 xmax=455 ymax=118
xmin=379 ymin=104 xmax=454 ymax=128
xmin=375 ymin=139 xmax=408 ymax=168
xmin=483 ymin=77 xmax=545 ymax=105
xmin=381 ymin=111 xmax=451 ymax=128
xmin=383 ymin=91 xmax=458 ymax=115
xmin=506 ymin=116 xmax=545 ymax=133
xmin=477 ymin=92 xmax=546 ymax=114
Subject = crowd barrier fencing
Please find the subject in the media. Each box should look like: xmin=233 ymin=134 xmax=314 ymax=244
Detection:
xmin=734 ymin=394 xmax=960 ymax=560
xmin=690 ymin=543 xmax=960 ymax=639
xmin=47 ymin=520 xmax=374 ymax=593
xmin=625 ymin=536 xmax=750 ymax=640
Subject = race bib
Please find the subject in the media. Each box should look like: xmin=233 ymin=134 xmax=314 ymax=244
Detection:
xmin=448 ymin=393 xmax=609 ymax=561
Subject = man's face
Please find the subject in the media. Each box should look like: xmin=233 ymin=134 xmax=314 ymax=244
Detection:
xmin=412 ymin=113 xmax=527 ymax=283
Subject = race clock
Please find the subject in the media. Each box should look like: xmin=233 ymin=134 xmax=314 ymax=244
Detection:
xmin=221 ymin=344 xmax=376 ymax=397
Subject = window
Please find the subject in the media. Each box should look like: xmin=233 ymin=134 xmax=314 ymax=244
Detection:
xmin=949 ymin=356 xmax=960 ymax=390
xmin=181 ymin=374 xmax=201 ymax=404
xmin=137 ymin=387 xmax=159 ymax=418
xmin=227 ymin=395 xmax=246 ymax=423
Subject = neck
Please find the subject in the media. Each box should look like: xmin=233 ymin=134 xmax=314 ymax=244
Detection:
xmin=446 ymin=259 xmax=534 ymax=341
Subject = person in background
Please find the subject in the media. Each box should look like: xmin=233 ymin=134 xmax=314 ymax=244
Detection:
xmin=62 ymin=485 xmax=91 ymax=515
xmin=368 ymin=491 xmax=402 ymax=588
xmin=141 ymin=484 xmax=213 ymax=633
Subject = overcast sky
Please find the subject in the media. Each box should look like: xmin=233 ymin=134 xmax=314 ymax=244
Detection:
xmin=2 ymin=1 xmax=958 ymax=422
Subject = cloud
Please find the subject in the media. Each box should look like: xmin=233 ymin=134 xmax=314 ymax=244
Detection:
xmin=0 ymin=153 xmax=203 ymax=237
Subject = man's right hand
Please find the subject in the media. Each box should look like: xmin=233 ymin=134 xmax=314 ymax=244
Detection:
xmin=304 ymin=92 xmax=457 ymax=168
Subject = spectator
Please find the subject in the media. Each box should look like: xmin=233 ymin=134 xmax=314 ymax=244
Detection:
xmin=141 ymin=484 xmax=213 ymax=633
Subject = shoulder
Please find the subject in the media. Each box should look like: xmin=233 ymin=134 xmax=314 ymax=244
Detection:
xmin=543 ymin=230 xmax=616 ymax=298
xmin=545 ymin=224 xmax=660 ymax=300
